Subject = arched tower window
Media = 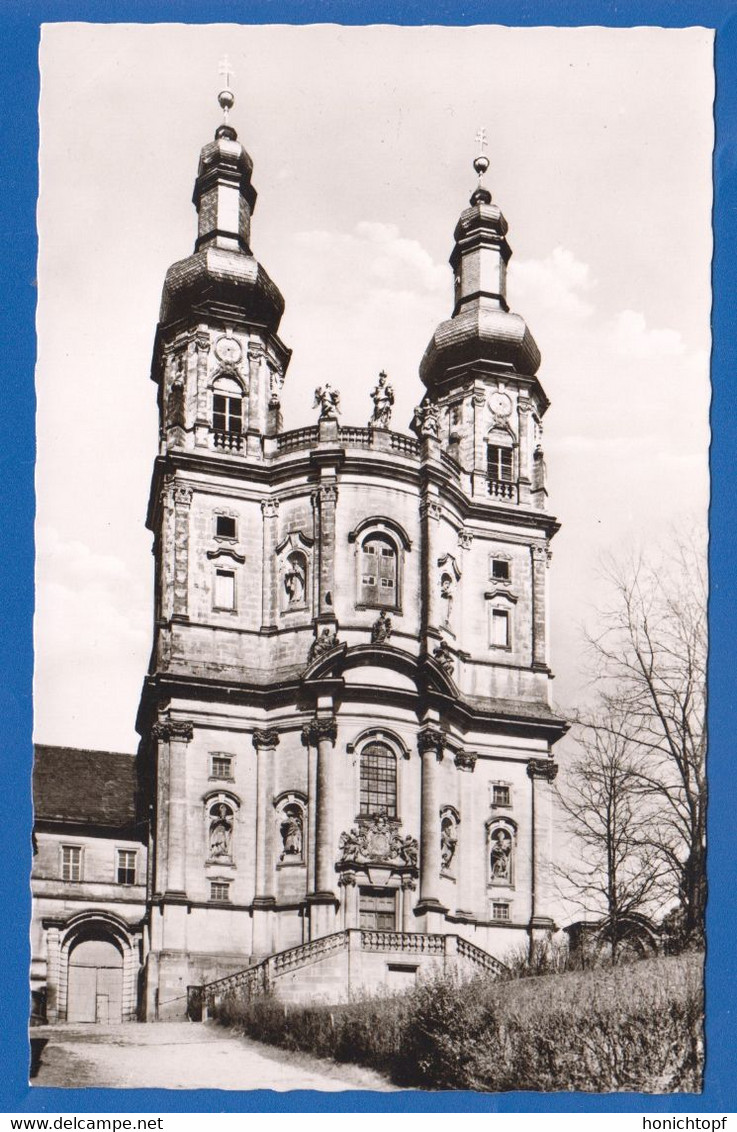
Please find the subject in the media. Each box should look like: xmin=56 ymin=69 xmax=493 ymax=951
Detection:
xmin=360 ymin=535 xmax=397 ymax=608
xmin=359 ymin=741 xmax=397 ymax=818
xmin=212 ymin=376 xmax=244 ymax=451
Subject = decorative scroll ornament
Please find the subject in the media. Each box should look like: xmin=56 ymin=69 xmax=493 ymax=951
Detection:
xmin=527 ymin=758 xmax=559 ymax=782
xmin=454 ymin=749 xmax=478 ymax=773
xmin=417 ymin=727 xmax=444 ymax=759
xmin=301 ymin=715 xmax=338 ymax=747
xmin=307 ymin=627 xmax=341 ymax=663
xmin=371 ymin=609 xmax=393 ymax=644
xmin=152 ymin=720 xmax=194 ymax=743
xmin=252 ymin=729 xmax=280 ymax=750
xmin=369 ymin=370 xmax=394 ymax=428
xmin=410 ymin=402 xmax=440 ymax=438
xmin=313 ymin=383 xmax=341 ymax=421
xmin=338 ymin=813 xmax=418 ymax=868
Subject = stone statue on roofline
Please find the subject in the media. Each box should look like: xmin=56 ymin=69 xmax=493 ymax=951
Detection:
xmin=313 ymin=383 xmax=341 ymax=421
xmin=369 ymin=370 xmax=394 ymax=428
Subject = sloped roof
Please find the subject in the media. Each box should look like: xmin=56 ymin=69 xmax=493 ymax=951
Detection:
xmin=33 ymin=745 xmax=138 ymax=828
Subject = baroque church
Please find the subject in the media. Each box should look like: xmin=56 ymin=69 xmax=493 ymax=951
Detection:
xmin=31 ymin=80 xmax=567 ymax=1023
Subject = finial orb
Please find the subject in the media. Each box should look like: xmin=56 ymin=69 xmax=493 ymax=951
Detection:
xmin=218 ymin=88 xmax=235 ymax=112
xmin=473 ymin=154 xmax=490 ymax=178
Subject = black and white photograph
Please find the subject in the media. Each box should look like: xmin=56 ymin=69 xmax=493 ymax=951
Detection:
xmin=30 ymin=23 xmax=711 ymax=1093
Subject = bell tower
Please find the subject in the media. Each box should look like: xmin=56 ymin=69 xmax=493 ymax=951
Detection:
xmin=153 ymin=70 xmax=291 ymax=458
xmin=416 ymin=133 xmax=549 ymax=511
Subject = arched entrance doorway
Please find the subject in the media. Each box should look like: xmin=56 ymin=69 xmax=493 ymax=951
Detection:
xmin=67 ymin=936 xmax=124 ymax=1023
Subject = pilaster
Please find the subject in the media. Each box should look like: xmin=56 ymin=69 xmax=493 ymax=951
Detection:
xmin=527 ymin=758 xmax=559 ymax=932
xmin=531 ymin=543 xmax=551 ymax=671
xmin=260 ymin=499 xmax=279 ymax=632
xmin=252 ymin=729 xmax=280 ymax=955
xmin=416 ymin=726 xmax=447 ymax=927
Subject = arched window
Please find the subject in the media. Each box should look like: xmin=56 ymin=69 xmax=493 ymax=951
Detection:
xmin=212 ymin=376 xmax=243 ymax=452
xmin=360 ymin=741 xmax=397 ymax=818
xmin=360 ymin=535 xmax=397 ymax=608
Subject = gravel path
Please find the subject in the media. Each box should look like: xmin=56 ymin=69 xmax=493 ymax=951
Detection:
xmin=31 ymin=1022 xmax=397 ymax=1092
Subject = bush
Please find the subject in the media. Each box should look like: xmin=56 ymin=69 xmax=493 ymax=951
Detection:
xmin=211 ymin=952 xmax=703 ymax=1092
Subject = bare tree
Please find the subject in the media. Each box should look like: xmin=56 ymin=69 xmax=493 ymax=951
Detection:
xmin=584 ymin=531 xmax=707 ymax=944
xmin=557 ymin=714 xmax=667 ymax=961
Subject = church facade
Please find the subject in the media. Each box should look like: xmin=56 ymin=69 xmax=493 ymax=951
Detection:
xmin=32 ymin=86 xmax=567 ymax=1022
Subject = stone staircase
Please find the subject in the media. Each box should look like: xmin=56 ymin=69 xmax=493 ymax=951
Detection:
xmin=202 ymin=929 xmax=505 ymax=1008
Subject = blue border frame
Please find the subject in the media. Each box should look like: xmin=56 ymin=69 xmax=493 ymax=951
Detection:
xmin=3 ymin=0 xmax=734 ymax=1113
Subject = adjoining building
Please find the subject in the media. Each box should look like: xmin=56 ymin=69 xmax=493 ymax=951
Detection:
xmin=32 ymin=83 xmax=567 ymax=1020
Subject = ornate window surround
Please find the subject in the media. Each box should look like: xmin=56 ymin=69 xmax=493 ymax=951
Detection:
xmin=348 ymin=517 xmax=411 ymax=615
xmin=348 ymin=728 xmax=409 ymax=820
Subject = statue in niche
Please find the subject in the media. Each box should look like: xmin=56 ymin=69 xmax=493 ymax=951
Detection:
xmin=369 ymin=370 xmax=394 ymax=428
xmin=371 ymin=609 xmax=393 ymax=644
xmin=308 ymin=627 xmax=340 ymax=662
xmin=280 ymin=805 xmax=303 ymax=860
xmin=410 ymin=402 xmax=440 ymax=439
xmin=441 ymin=816 xmax=458 ymax=871
xmin=168 ymin=369 xmax=185 ymax=429
xmin=209 ymin=803 xmax=233 ymax=859
xmin=533 ymin=444 xmax=547 ymax=491
xmin=284 ymin=553 xmax=306 ymax=608
xmin=313 ymin=383 xmax=341 ymax=421
xmin=440 ymin=572 xmax=454 ymax=628
xmin=490 ymin=828 xmax=513 ymax=882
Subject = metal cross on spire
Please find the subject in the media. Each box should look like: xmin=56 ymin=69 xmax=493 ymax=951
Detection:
xmin=217 ymin=56 xmax=235 ymax=124
xmin=473 ymin=126 xmax=490 ymax=186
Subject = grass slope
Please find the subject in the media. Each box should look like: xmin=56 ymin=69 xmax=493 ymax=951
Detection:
xmin=213 ymin=951 xmax=703 ymax=1093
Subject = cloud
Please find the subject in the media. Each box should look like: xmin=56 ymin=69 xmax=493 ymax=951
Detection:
xmin=607 ymin=309 xmax=686 ymax=360
xmin=508 ymin=246 xmax=595 ymax=321
xmin=293 ymin=222 xmax=448 ymax=299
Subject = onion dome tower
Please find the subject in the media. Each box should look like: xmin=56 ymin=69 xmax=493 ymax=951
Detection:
xmin=417 ymin=135 xmax=549 ymax=508
xmin=152 ymin=72 xmax=291 ymax=448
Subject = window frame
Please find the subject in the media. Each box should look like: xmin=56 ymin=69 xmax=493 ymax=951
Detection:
xmin=116 ymin=848 xmax=137 ymax=886
xmin=61 ymin=844 xmax=83 ymax=883
xmin=358 ymin=740 xmax=398 ymax=819
xmin=209 ymin=753 xmax=235 ymax=781
xmin=213 ymin=567 xmax=237 ymax=612
xmin=358 ymin=885 xmax=397 ymax=931
xmin=490 ymin=556 xmax=512 ymax=583
xmin=358 ymin=534 xmax=400 ymax=611
xmin=492 ymin=783 xmax=512 ymax=808
xmin=209 ymin=880 xmax=231 ymax=903
xmin=214 ymin=514 xmax=238 ymax=541
xmin=487 ymin=442 xmax=514 ymax=484
xmin=491 ymin=901 xmax=511 ymax=922
xmin=490 ymin=606 xmax=512 ymax=650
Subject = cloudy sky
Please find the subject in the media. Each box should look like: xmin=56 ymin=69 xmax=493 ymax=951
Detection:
xmin=35 ymin=24 xmax=713 ymax=753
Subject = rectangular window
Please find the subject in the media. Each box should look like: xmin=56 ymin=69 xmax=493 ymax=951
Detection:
xmin=491 ymin=558 xmax=510 ymax=582
xmin=359 ymin=887 xmax=396 ymax=931
xmin=215 ymin=515 xmax=237 ymax=539
xmin=117 ymin=849 xmax=137 ymax=885
xmin=61 ymin=846 xmax=82 ymax=882
xmin=213 ymin=394 xmax=242 ymax=435
xmin=210 ymin=881 xmax=231 ymax=902
xmin=491 ymin=608 xmax=510 ymax=648
xmin=488 ymin=445 xmax=513 ymax=482
xmin=214 ymin=569 xmax=236 ymax=610
xmin=492 ymin=902 xmax=510 ymax=922
xmin=492 ymin=785 xmax=511 ymax=807
xmin=211 ymin=755 xmax=234 ymax=780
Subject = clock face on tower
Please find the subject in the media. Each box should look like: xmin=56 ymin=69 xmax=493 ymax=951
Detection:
xmin=489 ymin=391 xmax=512 ymax=418
xmin=215 ymin=336 xmax=242 ymax=365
